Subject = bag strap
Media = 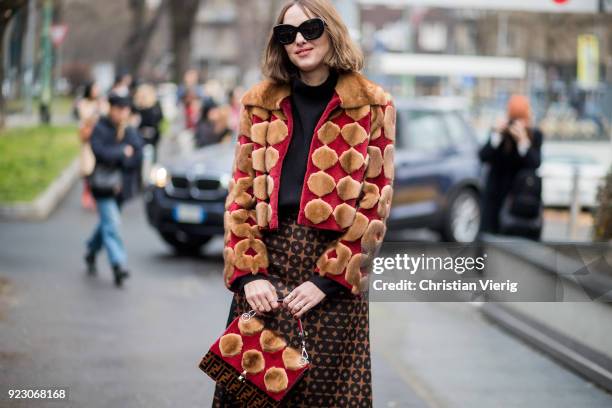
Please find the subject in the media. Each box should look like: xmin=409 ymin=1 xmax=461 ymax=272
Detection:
xmin=240 ymin=297 xmax=309 ymax=365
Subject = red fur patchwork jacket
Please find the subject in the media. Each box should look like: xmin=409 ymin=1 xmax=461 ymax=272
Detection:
xmin=222 ymin=71 xmax=396 ymax=295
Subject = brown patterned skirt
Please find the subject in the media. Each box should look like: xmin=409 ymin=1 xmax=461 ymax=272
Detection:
xmin=212 ymin=206 xmax=372 ymax=408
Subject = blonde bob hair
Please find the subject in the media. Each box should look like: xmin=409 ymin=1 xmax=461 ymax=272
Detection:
xmin=262 ymin=0 xmax=364 ymax=83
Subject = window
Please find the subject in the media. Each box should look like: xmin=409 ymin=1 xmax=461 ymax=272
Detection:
xmin=400 ymin=110 xmax=452 ymax=152
xmin=443 ymin=112 xmax=475 ymax=148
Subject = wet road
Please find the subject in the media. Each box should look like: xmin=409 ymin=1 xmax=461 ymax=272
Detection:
xmin=1 ymin=183 xmax=611 ymax=407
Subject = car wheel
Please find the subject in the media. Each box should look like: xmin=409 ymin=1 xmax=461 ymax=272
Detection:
xmin=160 ymin=232 xmax=212 ymax=255
xmin=441 ymin=188 xmax=481 ymax=243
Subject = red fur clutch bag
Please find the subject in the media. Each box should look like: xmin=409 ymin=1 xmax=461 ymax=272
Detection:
xmin=198 ymin=309 xmax=310 ymax=407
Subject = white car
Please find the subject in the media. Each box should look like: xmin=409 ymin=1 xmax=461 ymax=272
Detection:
xmin=540 ymin=153 xmax=607 ymax=208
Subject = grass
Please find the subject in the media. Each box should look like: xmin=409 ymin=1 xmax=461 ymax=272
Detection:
xmin=5 ymin=96 xmax=74 ymax=117
xmin=0 ymin=125 xmax=79 ymax=203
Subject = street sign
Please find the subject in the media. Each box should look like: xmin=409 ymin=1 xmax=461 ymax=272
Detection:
xmin=577 ymin=34 xmax=600 ymax=89
xmin=50 ymin=24 xmax=68 ymax=47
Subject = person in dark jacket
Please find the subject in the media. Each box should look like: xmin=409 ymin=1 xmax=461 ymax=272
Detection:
xmin=479 ymin=94 xmax=543 ymax=235
xmin=194 ymin=99 xmax=233 ymax=148
xmin=84 ymin=94 xmax=144 ymax=287
xmin=133 ymin=83 xmax=164 ymax=162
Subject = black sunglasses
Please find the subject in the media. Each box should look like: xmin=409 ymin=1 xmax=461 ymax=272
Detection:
xmin=273 ymin=17 xmax=326 ymax=45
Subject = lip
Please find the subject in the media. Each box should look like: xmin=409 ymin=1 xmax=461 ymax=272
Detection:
xmin=295 ymin=48 xmax=313 ymax=56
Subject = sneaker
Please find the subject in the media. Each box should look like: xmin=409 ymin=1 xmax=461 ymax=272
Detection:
xmin=85 ymin=253 xmax=97 ymax=275
xmin=112 ymin=265 xmax=130 ymax=287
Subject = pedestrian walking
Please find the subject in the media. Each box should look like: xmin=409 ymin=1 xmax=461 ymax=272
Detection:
xmin=133 ymin=83 xmax=164 ymax=162
xmin=84 ymin=94 xmax=144 ymax=287
xmin=213 ymin=1 xmax=396 ymax=406
xmin=76 ymin=81 xmax=109 ymax=210
xmin=479 ymin=94 xmax=544 ymax=238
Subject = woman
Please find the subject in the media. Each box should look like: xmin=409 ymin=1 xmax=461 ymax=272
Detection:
xmin=77 ymin=81 xmax=109 ymax=210
xmin=85 ymin=94 xmax=143 ymax=287
xmin=214 ymin=1 xmax=396 ymax=406
xmin=479 ymin=94 xmax=543 ymax=235
xmin=195 ymin=100 xmax=234 ymax=148
xmin=133 ymin=83 xmax=164 ymax=162
xmin=227 ymin=86 xmax=245 ymax=136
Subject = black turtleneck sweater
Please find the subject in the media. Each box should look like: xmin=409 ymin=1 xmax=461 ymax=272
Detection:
xmin=233 ymin=69 xmax=347 ymax=298
xmin=277 ymin=69 xmax=339 ymax=211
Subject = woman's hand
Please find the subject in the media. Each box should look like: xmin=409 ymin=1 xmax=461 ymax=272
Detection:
xmin=509 ymin=120 xmax=529 ymax=144
xmin=284 ymin=281 xmax=326 ymax=318
xmin=244 ymin=279 xmax=279 ymax=313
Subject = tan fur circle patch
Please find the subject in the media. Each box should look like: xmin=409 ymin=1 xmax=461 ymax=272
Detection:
xmin=346 ymin=254 xmax=363 ymax=295
xmin=255 ymin=201 xmax=269 ymax=228
xmin=365 ymin=146 xmax=383 ymax=178
xmin=250 ymin=106 xmax=270 ymax=121
xmin=266 ymin=175 xmax=274 ymax=196
xmin=317 ymin=121 xmax=341 ymax=145
xmin=340 ymin=212 xmax=369 ymax=241
xmin=238 ymin=109 xmax=252 ymax=137
xmin=307 ymin=171 xmax=336 ymax=197
xmin=267 ymin=119 xmax=289 ymax=145
xmin=345 ymin=105 xmax=370 ymax=122
xmin=236 ymin=143 xmax=254 ymax=175
xmin=264 ymin=367 xmax=289 ymax=393
xmin=361 ymin=219 xmax=386 ymax=256
xmin=250 ymin=121 xmax=269 ymax=146
xmin=339 ymin=148 xmax=365 ymax=174
xmin=370 ymin=106 xmax=384 ymax=141
xmin=260 ymin=329 xmax=287 ymax=353
xmin=219 ymin=333 xmax=242 ymax=357
xmin=241 ymin=349 xmax=265 ymax=374
xmin=358 ymin=181 xmax=380 ymax=210
xmin=304 ymin=199 xmax=333 ymax=224
xmin=316 ymin=242 xmax=352 ymax=276
xmin=378 ymin=185 xmax=393 ymax=219
xmin=238 ymin=317 xmax=264 ymax=336
xmin=265 ymin=147 xmax=280 ymax=172
xmin=251 ymin=147 xmax=266 ymax=172
xmin=383 ymin=144 xmax=395 ymax=180
xmin=311 ymin=145 xmax=339 ymax=171
xmin=222 ymin=247 xmax=235 ymax=285
xmin=282 ymin=347 xmax=306 ymax=371
xmin=336 ymin=176 xmax=361 ymax=201
xmin=340 ymin=122 xmax=369 ymax=146
xmin=383 ymin=105 xmax=396 ymax=142
xmin=333 ymin=203 xmax=356 ymax=229
xmin=253 ymin=175 xmax=267 ymax=200
xmin=234 ymin=238 xmax=269 ymax=273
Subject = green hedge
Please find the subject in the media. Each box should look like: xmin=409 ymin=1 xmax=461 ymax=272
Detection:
xmin=0 ymin=125 xmax=78 ymax=203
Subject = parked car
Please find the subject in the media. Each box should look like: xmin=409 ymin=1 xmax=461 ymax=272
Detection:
xmin=144 ymin=97 xmax=483 ymax=253
xmin=539 ymin=153 xmax=607 ymax=208
xmin=389 ymin=97 xmax=482 ymax=242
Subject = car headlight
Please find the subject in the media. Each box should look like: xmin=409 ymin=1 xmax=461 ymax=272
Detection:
xmin=220 ymin=173 xmax=231 ymax=190
xmin=149 ymin=165 xmax=169 ymax=188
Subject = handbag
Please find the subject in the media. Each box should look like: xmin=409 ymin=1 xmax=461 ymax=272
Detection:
xmin=88 ymin=163 xmax=122 ymax=196
xmin=198 ymin=304 xmax=310 ymax=407
xmin=79 ymin=142 xmax=96 ymax=177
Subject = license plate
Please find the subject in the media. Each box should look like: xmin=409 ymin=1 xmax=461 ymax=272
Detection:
xmin=173 ymin=204 xmax=206 ymax=224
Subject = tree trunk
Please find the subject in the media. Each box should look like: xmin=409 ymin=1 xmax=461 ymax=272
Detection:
xmin=116 ymin=0 xmax=166 ymax=76
xmin=0 ymin=0 xmax=27 ymax=129
xmin=0 ymin=21 xmax=8 ymax=129
xmin=169 ymin=0 xmax=201 ymax=83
